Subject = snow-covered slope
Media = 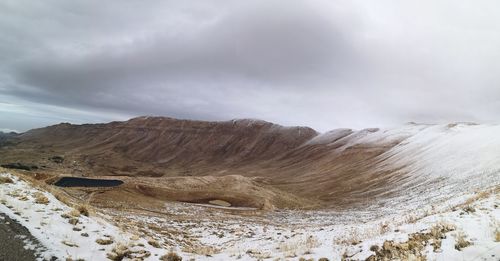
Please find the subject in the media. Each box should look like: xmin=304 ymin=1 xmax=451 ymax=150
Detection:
xmin=379 ymin=123 xmax=500 ymax=180
xmin=296 ymin=123 xmax=500 ymax=210
xmin=371 ymin=123 xmax=500 ymax=210
xmin=0 ymin=173 xmax=166 ymax=260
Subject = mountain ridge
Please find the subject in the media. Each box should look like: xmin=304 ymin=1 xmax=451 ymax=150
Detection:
xmin=1 ymin=116 xmax=497 ymax=210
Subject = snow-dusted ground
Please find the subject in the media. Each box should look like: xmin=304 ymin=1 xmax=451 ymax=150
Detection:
xmin=0 ymin=172 xmax=499 ymax=260
xmin=1 ymin=123 xmax=500 ymax=260
xmin=104 ymin=189 xmax=499 ymax=260
xmin=0 ymin=173 xmax=167 ymax=260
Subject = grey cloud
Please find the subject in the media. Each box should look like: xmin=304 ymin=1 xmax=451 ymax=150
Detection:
xmin=15 ymin=1 xmax=351 ymax=85
xmin=5 ymin=0 xmax=357 ymax=121
xmin=1 ymin=0 xmax=500 ymax=132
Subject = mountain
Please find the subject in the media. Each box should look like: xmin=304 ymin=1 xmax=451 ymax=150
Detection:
xmin=1 ymin=117 xmax=499 ymax=210
xmin=0 ymin=131 xmax=17 ymax=148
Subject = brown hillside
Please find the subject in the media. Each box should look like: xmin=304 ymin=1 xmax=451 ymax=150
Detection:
xmin=0 ymin=116 xmax=411 ymax=209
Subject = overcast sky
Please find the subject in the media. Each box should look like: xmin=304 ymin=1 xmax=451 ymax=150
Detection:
xmin=1 ymin=0 xmax=499 ymax=132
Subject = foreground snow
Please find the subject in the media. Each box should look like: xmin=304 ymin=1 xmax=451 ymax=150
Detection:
xmin=114 ymin=191 xmax=499 ymax=260
xmin=0 ymin=173 xmax=167 ymax=260
xmin=1 ymin=172 xmax=498 ymax=260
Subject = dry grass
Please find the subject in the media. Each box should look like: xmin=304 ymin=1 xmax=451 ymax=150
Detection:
xmin=453 ymin=188 xmax=498 ymax=212
xmin=7 ymin=189 xmax=22 ymax=198
xmin=160 ymin=251 xmax=182 ymax=261
xmin=96 ymin=238 xmax=114 ymax=245
xmin=107 ymin=243 xmax=152 ymax=260
xmin=107 ymin=244 xmax=131 ymax=261
xmin=334 ymin=231 xmax=361 ymax=246
xmin=64 ymin=204 xmax=90 ymax=219
xmin=379 ymin=221 xmax=391 ymax=234
xmin=305 ymin=235 xmax=320 ymax=250
xmin=431 ymin=222 xmax=456 ymax=236
xmin=68 ymin=208 xmax=81 ymax=217
xmin=49 ymin=188 xmax=76 ymax=206
xmin=278 ymin=235 xmax=320 ymax=257
xmin=366 ymin=222 xmax=456 ymax=260
xmin=398 ymin=187 xmax=497 ymax=226
xmin=34 ymin=192 xmax=50 ymax=204
xmin=147 ymin=239 xmax=161 ymax=248
xmin=182 ymin=245 xmax=218 ymax=256
xmin=462 ymin=190 xmax=491 ymax=206
xmin=76 ymin=204 xmax=90 ymax=216
xmin=278 ymin=241 xmax=299 ymax=258
xmin=454 ymin=232 xmax=471 ymax=251
xmin=245 ymin=249 xmax=272 ymax=259
xmin=65 ymin=257 xmax=85 ymax=261
xmin=462 ymin=205 xmax=476 ymax=213
xmin=68 ymin=217 xmax=79 ymax=225
xmin=0 ymin=176 xmax=13 ymax=184
xmin=5 ymin=170 xmax=78 ymax=209
xmin=492 ymin=220 xmax=500 ymax=242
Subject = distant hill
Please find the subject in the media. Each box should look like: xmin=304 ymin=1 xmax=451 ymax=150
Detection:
xmin=0 ymin=131 xmax=17 ymax=147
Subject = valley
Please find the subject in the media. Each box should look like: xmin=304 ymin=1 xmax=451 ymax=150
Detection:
xmin=0 ymin=117 xmax=499 ymax=260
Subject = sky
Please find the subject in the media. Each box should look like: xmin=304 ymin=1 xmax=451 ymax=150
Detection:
xmin=1 ymin=0 xmax=500 ymax=133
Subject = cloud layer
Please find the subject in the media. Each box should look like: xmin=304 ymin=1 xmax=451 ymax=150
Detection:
xmin=1 ymin=0 xmax=500 ymax=132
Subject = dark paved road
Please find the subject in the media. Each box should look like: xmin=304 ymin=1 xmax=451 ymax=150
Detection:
xmin=0 ymin=212 xmax=48 ymax=261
